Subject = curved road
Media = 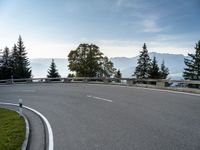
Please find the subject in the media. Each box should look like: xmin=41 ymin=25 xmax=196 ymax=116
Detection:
xmin=0 ymin=83 xmax=200 ymax=150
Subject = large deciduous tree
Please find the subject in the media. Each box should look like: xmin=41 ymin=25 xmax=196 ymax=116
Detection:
xmin=68 ymin=43 xmax=116 ymax=77
xmin=99 ymin=56 xmax=116 ymax=77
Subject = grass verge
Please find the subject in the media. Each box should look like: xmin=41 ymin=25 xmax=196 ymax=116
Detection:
xmin=0 ymin=108 xmax=25 ymax=150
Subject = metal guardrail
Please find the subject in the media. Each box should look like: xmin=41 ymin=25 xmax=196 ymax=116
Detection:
xmin=0 ymin=77 xmax=200 ymax=86
xmin=0 ymin=77 xmax=200 ymax=95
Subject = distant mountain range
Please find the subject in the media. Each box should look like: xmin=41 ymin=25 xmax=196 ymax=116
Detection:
xmin=30 ymin=52 xmax=187 ymax=79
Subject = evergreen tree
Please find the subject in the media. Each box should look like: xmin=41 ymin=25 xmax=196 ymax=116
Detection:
xmin=148 ymin=56 xmax=160 ymax=79
xmin=10 ymin=44 xmax=18 ymax=76
xmin=134 ymin=43 xmax=151 ymax=79
xmin=159 ymin=60 xmax=169 ymax=79
xmin=47 ymin=59 xmax=60 ymax=78
xmin=115 ymin=70 xmax=122 ymax=78
xmin=2 ymin=47 xmax=10 ymax=67
xmin=0 ymin=49 xmax=2 ymax=79
xmin=183 ymin=40 xmax=200 ymax=80
xmin=67 ymin=73 xmax=75 ymax=77
xmin=0 ymin=47 xmax=12 ymax=79
xmin=14 ymin=36 xmax=31 ymax=78
xmin=114 ymin=69 xmax=122 ymax=82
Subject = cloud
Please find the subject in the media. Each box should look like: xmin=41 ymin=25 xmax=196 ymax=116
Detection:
xmin=116 ymin=0 xmax=123 ymax=7
xmin=141 ymin=16 xmax=162 ymax=33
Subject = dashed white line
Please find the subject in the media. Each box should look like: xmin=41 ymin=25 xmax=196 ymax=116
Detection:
xmin=21 ymin=90 xmax=35 ymax=92
xmin=88 ymin=84 xmax=200 ymax=97
xmin=87 ymin=95 xmax=113 ymax=102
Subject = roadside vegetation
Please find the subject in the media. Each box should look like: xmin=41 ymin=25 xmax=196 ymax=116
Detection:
xmin=0 ymin=108 xmax=25 ymax=150
xmin=0 ymin=35 xmax=199 ymax=82
xmin=133 ymin=43 xmax=169 ymax=79
xmin=0 ymin=36 xmax=31 ymax=80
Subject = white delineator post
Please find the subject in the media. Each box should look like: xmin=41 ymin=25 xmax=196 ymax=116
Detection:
xmin=19 ymin=99 xmax=23 ymax=116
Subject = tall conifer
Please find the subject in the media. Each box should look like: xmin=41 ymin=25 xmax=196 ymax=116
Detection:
xmin=134 ymin=43 xmax=151 ymax=79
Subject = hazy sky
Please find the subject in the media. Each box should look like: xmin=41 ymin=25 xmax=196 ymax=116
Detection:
xmin=0 ymin=0 xmax=200 ymax=58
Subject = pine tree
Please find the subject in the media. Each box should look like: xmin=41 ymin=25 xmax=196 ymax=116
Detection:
xmin=114 ymin=69 xmax=122 ymax=82
xmin=47 ymin=59 xmax=60 ymax=79
xmin=2 ymin=47 xmax=10 ymax=67
xmin=0 ymin=47 xmax=12 ymax=79
xmin=115 ymin=70 xmax=122 ymax=78
xmin=10 ymin=44 xmax=18 ymax=76
xmin=148 ymin=56 xmax=160 ymax=79
xmin=183 ymin=40 xmax=200 ymax=80
xmin=67 ymin=73 xmax=75 ymax=77
xmin=134 ymin=43 xmax=151 ymax=79
xmin=14 ymin=36 xmax=31 ymax=79
xmin=160 ymin=60 xmax=169 ymax=79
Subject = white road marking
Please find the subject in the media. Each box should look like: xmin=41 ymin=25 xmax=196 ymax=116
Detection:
xmin=0 ymin=89 xmax=36 ymax=93
xmin=11 ymin=90 xmax=36 ymax=92
xmin=24 ymin=105 xmax=54 ymax=150
xmin=88 ymin=84 xmax=200 ymax=97
xmin=0 ymin=102 xmax=54 ymax=150
xmin=87 ymin=95 xmax=113 ymax=102
xmin=21 ymin=90 xmax=35 ymax=92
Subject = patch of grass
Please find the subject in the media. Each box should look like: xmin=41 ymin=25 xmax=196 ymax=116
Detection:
xmin=0 ymin=108 xmax=25 ymax=150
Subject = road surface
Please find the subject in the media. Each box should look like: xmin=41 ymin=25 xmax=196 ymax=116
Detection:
xmin=0 ymin=83 xmax=200 ymax=150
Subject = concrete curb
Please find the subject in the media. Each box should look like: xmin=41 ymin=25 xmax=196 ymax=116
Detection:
xmin=0 ymin=106 xmax=30 ymax=150
xmin=21 ymin=113 xmax=30 ymax=150
xmin=0 ymin=102 xmax=54 ymax=150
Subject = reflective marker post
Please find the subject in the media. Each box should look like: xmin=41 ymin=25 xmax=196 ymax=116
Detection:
xmin=19 ymin=99 xmax=23 ymax=116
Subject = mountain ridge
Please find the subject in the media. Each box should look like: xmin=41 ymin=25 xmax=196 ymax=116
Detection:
xmin=30 ymin=52 xmax=186 ymax=79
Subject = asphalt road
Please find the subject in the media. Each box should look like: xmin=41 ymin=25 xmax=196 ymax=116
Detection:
xmin=0 ymin=83 xmax=200 ymax=150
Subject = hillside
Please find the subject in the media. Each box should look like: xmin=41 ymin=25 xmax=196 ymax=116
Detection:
xmin=30 ymin=52 xmax=187 ymax=79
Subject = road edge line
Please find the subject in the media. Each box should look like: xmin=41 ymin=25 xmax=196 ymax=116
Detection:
xmin=24 ymin=105 xmax=54 ymax=150
xmin=0 ymin=102 xmax=54 ymax=150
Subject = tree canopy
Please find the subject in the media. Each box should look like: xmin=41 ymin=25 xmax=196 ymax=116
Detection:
xmin=148 ymin=56 xmax=160 ymax=79
xmin=134 ymin=44 xmax=169 ymax=79
xmin=14 ymin=36 xmax=32 ymax=78
xmin=115 ymin=70 xmax=122 ymax=78
xmin=68 ymin=43 xmax=116 ymax=77
xmin=0 ymin=36 xmax=31 ymax=79
xmin=183 ymin=40 xmax=200 ymax=80
xmin=47 ymin=59 xmax=60 ymax=78
xmin=134 ymin=43 xmax=151 ymax=79
xmin=0 ymin=47 xmax=12 ymax=79
xmin=159 ymin=60 xmax=169 ymax=79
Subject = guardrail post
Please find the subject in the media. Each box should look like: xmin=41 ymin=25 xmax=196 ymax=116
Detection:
xmin=83 ymin=78 xmax=88 ymax=83
xmin=26 ymin=79 xmax=32 ymax=83
xmin=19 ymin=99 xmax=23 ymax=116
xmin=103 ymin=78 xmax=109 ymax=84
xmin=127 ymin=79 xmax=133 ymax=85
xmin=11 ymin=75 xmax=14 ymax=84
xmin=156 ymin=81 xmax=166 ymax=88
xmin=64 ymin=78 xmax=71 ymax=83
xmin=45 ymin=79 xmax=50 ymax=83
